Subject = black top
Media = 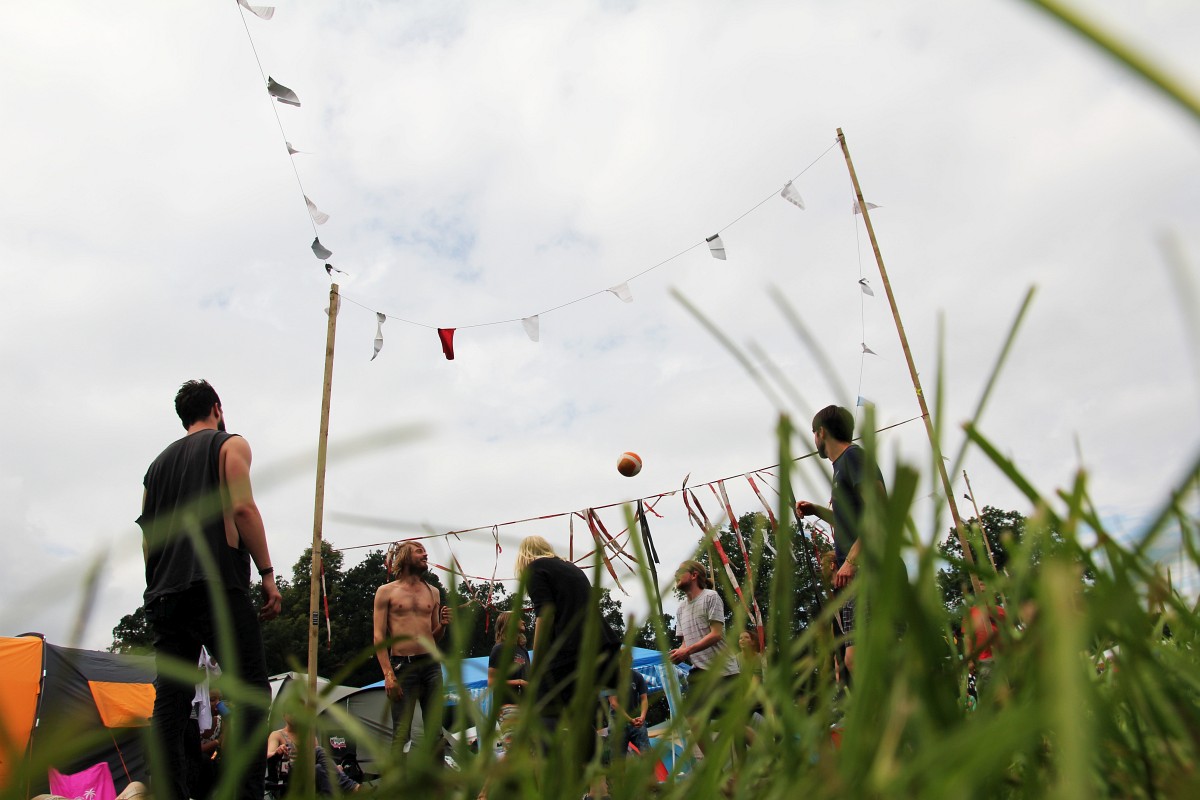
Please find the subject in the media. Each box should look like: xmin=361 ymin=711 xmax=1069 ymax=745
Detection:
xmin=526 ymin=557 xmax=621 ymax=672
xmin=487 ymin=642 xmax=530 ymax=707
xmin=613 ymin=670 xmax=648 ymax=716
xmin=830 ymin=443 xmax=884 ymax=565
xmin=138 ymin=429 xmax=251 ymax=604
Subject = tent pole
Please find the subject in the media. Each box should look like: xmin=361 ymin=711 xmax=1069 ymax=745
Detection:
xmin=308 ymin=284 xmax=339 ymax=696
xmin=836 ymin=129 xmax=984 ymax=596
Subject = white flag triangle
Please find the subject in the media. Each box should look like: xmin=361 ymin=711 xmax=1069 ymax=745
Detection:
xmin=267 ymin=77 xmax=300 ymax=107
xmin=286 ymin=142 xmax=305 ymax=155
xmin=312 ymin=238 xmax=332 ymax=260
xmin=607 ymin=282 xmax=634 ymax=303
xmin=706 ymin=234 xmax=726 ymax=260
xmin=861 ymin=342 xmax=877 ymax=355
xmin=237 ymin=0 xmax=275 ymax=20
xmin=852 ymin=200 xmax=880 ymax=215
xmin=371 ymin=313 xmax=386 ymax=361
xmin=305 ymin=196 xmax=330 ymax=225
xmin=522 ymin=316 xmax=540 ymax=342
xmin=780 ymin=181 xmax=805 ymax=210
xmin=858 ymin=278 xmax=874 ymax=297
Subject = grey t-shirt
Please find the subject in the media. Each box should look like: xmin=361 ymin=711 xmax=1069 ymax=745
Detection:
xmin=676 ymin=588 xmax=739 ymax=676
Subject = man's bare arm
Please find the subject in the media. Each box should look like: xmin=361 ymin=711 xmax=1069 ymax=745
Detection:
xmin=429 ymin=584 xmax=449 ymax=641
xmin=795 ymin=500 xmax=834 ymax=526
xmin=221 ymin=437 xmax=281 ymax=619
xmin=373 ymin=587 xmax=399 ymax=695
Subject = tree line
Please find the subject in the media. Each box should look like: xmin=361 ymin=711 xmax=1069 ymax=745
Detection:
xmin=111 ymin=507 xmax=1043 ymax=683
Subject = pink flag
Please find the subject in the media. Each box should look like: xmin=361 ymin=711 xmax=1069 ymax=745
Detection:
xmin=49 ymin=763 xmax=117 ymax=800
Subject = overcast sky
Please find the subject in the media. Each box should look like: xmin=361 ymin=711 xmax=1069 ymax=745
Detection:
xmin=2 ymin=0 xmax=1197 ymax=656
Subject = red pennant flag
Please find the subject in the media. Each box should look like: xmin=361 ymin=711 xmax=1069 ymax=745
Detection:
xmin=438 ymin=328 xmax=456 ymax=360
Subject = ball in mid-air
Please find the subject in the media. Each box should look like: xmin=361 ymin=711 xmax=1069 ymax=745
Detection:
xmin=617 ymin=452 xmax=642 ymax=477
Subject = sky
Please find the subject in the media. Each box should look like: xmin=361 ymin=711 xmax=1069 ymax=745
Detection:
xmin=1 ymin=0 xmax=1198 ymax=657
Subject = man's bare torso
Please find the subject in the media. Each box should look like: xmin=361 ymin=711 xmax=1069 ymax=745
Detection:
xmin=377 ymin=578 xmax=438 ymax=657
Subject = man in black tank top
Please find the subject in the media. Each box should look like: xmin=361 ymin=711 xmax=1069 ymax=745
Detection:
xmin=137 ymin=380 xmax=282 ymax=800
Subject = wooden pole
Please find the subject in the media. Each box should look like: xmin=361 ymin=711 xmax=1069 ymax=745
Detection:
xmin=308 ymin=283 xmax=339 ymax=696
xmin=836 ymin=129 xmax=984 ymax=596
xmin=962 ymin=470 xmax=1002 ymax=574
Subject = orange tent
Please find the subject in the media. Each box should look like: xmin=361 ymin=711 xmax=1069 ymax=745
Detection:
xmin=0 ymin=635 xmax=154 ymax=798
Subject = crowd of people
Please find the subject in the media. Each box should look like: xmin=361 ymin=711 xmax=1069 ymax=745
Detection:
xmin=137 ymin=380 xmax=883 ymax=794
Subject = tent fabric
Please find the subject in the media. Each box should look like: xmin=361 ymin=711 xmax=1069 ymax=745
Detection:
xmin=87 ymin=682 xmax=154 ymax=728
xmin=0 ymin=636 xmax=155 ymax=796
xmin=0 ymin=636 xmax=44 ymax=789
xmin=334 ymin=647 xmax=688 ymax=775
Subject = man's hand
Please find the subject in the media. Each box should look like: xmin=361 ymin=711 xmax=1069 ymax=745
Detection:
xmin=631 ymin=716 xmax=644 ymax=727
xmin=834 ymin=560 xmax=856 ymax=589
xmin=259 ymin=576 xmax=283 ymax=621
xmin=384 ymin=672 xmax=403 ymax=702
xmin=668 ymin=646 xmax=690 ymax=665
xmin=440 ymin=604 xmax=451 ymax=626
xmin=795 ymin=500 xmax=816 ymax=517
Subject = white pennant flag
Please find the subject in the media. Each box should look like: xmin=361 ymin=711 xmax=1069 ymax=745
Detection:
xmin=325 ymin=263 xmax=348 ymax=277
xmin=857 ymin=396 xmax=874 ymax=407
xmin=706 ymin=234 xmax=726 ymax=260
xmin=286 ymin=142 xmax=305 ymax=155
xmin=607 ymin=282 xmax=633 ymax=303
xmin=237 ymin=0 xmax=275 ymax=20
xmin=311 ymin=237 xmax=332 ymax=260
xmin=305 ymin=196 xmax=330 ymax=225
xmin=522 ymin=316 xmax=540 ymax=342
xmin=371 ymin=313 xmax=386 ymax=361
xmin=861 ymin=342 xmax=877 ymax=355
xmin=267 ymin=77 xmax=300 ymax=107
xmin=780 ymin=181 xmax=805 ymax=210
xmin=858 ymin=278 xmax=874 ymax=297
xmin=852 ymin=200 xmax=880 ymax=215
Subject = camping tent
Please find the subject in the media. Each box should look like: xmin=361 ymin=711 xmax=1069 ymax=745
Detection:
xmin=330 ymin=646 xmax=686 ymax=774
xmin=268 ymin=671 xmax=358 ymax=713
xmin=0 ymin=634 xmax=155 ymax=797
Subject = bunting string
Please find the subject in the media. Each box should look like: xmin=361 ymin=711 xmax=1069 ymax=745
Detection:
xmin=333 ymin=413 xmax=925 ymax=565
xmin=230 ymin=6 xmax=885 ymax=383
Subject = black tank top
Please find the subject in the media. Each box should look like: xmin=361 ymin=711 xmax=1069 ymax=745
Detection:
xmin=138 ymin=429 xmax=252 ymax=603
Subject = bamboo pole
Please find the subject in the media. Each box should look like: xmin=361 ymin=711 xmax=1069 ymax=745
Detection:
xmin=963 ymin=470 xmax=1002 ymax=574
xmin=308 ymin=284 xmax=340 ymax=696
xmin=836 ymin=129 xmax=984 ymax=596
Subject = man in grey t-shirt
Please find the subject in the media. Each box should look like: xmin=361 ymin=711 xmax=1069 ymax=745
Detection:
xmin=670 ymin=561 xmax=739 ymax=704
xmin=669 ymin=561 xmax=753 ymax=759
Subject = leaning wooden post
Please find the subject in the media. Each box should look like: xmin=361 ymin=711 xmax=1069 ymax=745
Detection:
xmin=308 ymin=283 xmax=339 ymax=695
xmin=836 ymin=129 xmax=984 ymax=597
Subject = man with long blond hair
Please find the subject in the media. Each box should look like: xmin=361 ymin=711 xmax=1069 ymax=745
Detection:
xmin=514 ymin=536 xmax=620 ymax=779
xmin=373 ymin=540 xmax=451 ymax=771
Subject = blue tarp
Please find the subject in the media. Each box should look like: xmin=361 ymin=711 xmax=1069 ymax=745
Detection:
xmin=361 ymin=646 xmax=686 ymax=700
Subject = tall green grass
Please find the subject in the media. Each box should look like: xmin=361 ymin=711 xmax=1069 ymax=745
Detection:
xmin=4 ymin=3 xmax=1199 ymax=798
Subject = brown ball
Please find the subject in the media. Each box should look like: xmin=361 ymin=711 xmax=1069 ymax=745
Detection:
xmin=617 ymin=452 xmax=642 ymax=477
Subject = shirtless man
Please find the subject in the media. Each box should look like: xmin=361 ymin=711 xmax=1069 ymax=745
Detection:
xmin=373 ymin=541 xmax=451 ymax=766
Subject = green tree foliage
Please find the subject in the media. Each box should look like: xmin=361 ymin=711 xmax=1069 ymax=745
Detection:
xmin=115 ymin=543 xmax=631 ymax=686
xmin=935 ymin=505 xmax=1091 ymax=613
xmin=109 ymin=605 xmax=153 ymax=655
xmin=691 ymin=511 xmax=835 ymax=638
xmin=936 ymin=505 xmax=1023 ymax=610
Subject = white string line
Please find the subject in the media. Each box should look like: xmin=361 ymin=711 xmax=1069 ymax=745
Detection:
xmin=236 ymin=3 xmax=319 ymax=241
xmin=341 ymin=140 xmax=843 ymax=330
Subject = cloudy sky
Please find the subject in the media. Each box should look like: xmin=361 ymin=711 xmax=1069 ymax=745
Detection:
xmin=2 ymin=0 xmax=1197 ymax=655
